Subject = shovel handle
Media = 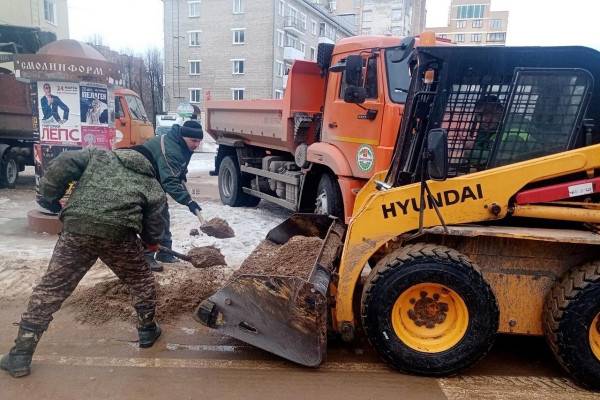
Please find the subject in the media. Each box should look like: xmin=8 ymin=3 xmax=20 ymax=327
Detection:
xmin=158 ymin=245 xmax=192 ymax=263
xmin=194 ymin=209 xmax=206 ymax=226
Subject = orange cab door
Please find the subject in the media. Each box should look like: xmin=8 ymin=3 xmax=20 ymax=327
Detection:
xmin=114 ymin=96 xmax=132 ymax=148
xmin=322 ymin=52 xmax=385 ymax=179
xmin=124 ymin=94 xmax=154 ymax=146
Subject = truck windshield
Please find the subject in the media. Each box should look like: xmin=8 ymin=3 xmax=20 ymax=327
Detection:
xmin=125 ymin=95 xmax=149 ymax=122
xmin=385 ymin=47 xmax=412 ymax=103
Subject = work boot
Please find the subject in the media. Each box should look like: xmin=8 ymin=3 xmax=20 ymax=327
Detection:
xmin=145 ymin=253 xmax=163 ymax=272
xmin=156 ymin=251 xmax=177 ymax=263
xmin=137 ymin=309 xmax=161 ymax=348
xmin=0 ymin=322 xmax=44 ymax=378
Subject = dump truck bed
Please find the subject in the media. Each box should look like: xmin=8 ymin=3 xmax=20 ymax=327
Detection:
xmin=205 ymin=60 xmax=326 ymax=154
xmin=0 ymin=74 xmax=35 ymax=140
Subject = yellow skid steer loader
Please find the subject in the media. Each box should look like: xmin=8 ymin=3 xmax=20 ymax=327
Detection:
xmin=196 ymin=45 xmax=600 ymax=389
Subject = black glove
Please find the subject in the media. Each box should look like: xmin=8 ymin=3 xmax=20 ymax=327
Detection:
xmin=37 ymin=198 xmax=62 ymax=214
xmin=187 ymin=201 xmax=202 ymax=215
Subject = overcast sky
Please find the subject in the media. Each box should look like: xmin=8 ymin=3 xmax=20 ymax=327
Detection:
xmin=68 ymin=0 xmax=600 ymax=52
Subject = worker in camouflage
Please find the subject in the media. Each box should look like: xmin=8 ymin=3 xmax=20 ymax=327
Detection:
xmin=0 ymin=147 xmax=166 ymax=378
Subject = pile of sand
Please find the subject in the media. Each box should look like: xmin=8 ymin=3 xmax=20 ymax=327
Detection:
xmin=66 ymin=266 xmax=228 ymax=325
xmin=187 ymin=246 xmax=226 ymax=268
xmin=200 ymin=218 xmax=235 ymax=239
xmin=234 ymin=236 xmax=324 ymax=280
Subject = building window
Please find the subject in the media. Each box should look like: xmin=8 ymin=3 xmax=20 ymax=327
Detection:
xmin=279 ymin=0 xmax=285 ymax=16
xmin=189 ymin=31 xmax=201 ymax=46
xmin=44 ymin=0 xmax=57 ymax=24
xmin=188 ymin=0 xmax=201 ymax=17
xmin=189 ymin=60 xmax=201 ymax=75
xmin=285 ymin=33 xmax=298 ymax=49
xmin=362 ymin=10 xmax=373 ymax=23
xmin=455 ymin=34 xmax=465 ymax=43
xmin=456 ymin=20 xmax=466 ymax=29
xmin=233 ymin=0 xmax=244 ymax=14
xmin=487 ymin=32 xmax=506 ymax=42
xmin=232 ymin=28 xmax=245 ymax=44
xmin=277 ymin=30 xmax=285 ymax=47
xmin=275 ymin=60 xmax=284 ymax=77
xmin=391 ymin=8 xmax=402 ymax=22
xmin=472 ymin=19 xmax=482 ymax=28
xmin=275 ymin=90 xmax=284 ymax=99
xmin=438 ymin=34 xmax=447 ymax=39
xmin=232 ymin=59 xmax=245 ymax=74
xmin=232 ymin=88 xmax=245 ymax=100
xmin=310 ymin=47 xmax=316 ymax=61
xmin=471 ymin=33 xmax=482 ymax=42
xmin=189 ymin=88 xmax=202 ymax=104
xmin=490 ymin=19 xmax=503 ymax=29
xmin=299 ymin=42 xmax=306 ymax=55
xmin=361 ymin=27 xmax=372 ymax=35
xmin=329 ymin=1 xmax=336 ymax=11
xmin=311 ymin=20 xmax=317 ymax=35
xmin=456 ymin=4 xmax=485 ymax=19
xmin=391 ymin=27 xmax=403 ymax=37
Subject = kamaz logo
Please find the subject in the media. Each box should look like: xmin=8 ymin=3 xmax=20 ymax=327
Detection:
xmin=382 ymin=184 xmax=484 ymax=219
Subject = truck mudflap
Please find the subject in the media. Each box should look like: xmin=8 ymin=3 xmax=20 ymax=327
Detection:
xmin=194 ymin=214 xmax=345 ymax=367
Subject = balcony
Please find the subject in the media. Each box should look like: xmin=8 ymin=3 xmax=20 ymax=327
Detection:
xmin=283 ymin=16 xmax=306 ymax=34
xmin=283 ymin=46 xmax=305 ymax=62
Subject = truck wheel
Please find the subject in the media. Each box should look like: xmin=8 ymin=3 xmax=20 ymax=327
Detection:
xmin=0 ymin=153 xmax=18 ymax=189
xmin=314 ymin=174 xmax=343 ymax=220
xmin=361 ymin=243 xmax=499 ymax=376
xmin=218 ymin=156 xmax=260 ymax=207
xmin=543 ymin=261 xmax=600 ymax=390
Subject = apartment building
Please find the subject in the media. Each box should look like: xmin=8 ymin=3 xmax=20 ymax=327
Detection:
xmin=333 ymin=0 xmax=426 ymax=37
xmin=428 ymin=0 xmax=509 ymax=46
xmin=163 ymin=0 xmax=354 ymax=111
xmin=0 ymin=0 xmax=69 ymax=40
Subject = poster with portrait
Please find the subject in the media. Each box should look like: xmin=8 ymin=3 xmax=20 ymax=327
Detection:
xmin=80 ymin=84 xmax=109 ymax=125
xmin=37 ymin=81 xmax=81 ymax=146
xmin=81 ymin=126 xmax=113 ymax=150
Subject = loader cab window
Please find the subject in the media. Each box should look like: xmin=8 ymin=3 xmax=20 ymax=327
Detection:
xmin=440 ymin=69 xmax=592 ymax=176
xmin=490 ymin=69 xmax=592 ymax=167
xmin=339 ymin=55 xmax=378 ymax=99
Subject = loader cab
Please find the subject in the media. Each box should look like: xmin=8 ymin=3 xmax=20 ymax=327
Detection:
xmin=386 ymin=46 xmax=600 ymax=187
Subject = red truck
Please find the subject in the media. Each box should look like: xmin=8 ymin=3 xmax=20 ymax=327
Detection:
xmin=206 ymin=33 xmax=443 ymax=222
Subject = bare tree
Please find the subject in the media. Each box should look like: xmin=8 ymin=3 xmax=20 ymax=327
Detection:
xmin=144 ymin=48 xmax=164 ymax=126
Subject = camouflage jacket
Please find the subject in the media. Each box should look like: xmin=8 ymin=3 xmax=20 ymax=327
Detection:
xmin=39 ymin=148 xmax=166 ymax=243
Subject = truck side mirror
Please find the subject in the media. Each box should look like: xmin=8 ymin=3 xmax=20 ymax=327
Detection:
xmin=344 ymin=86 xmax=367 ymax=104
xmin=344 ymin=55 xmax=363 ymax=86
xmin=426 ymin=128 xmax=448 ymax=181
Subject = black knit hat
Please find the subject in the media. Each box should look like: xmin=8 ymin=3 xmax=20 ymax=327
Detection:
xmin=180 ymin=120 xmax=203 ymax=139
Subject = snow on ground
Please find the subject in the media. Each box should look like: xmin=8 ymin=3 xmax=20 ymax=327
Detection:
xmin=0 ymin=186 xmax=290 ymax=299
xmin=187 ymin=152 xmax=215 ymax=176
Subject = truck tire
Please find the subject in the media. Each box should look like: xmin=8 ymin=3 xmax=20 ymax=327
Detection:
xmin=543 ymin=261 xmax=600 ymax=390
xmin=0 ymin=152 xmax=18 ymax=189
xmin=314 ymin=173 xmax=344 ymax=220
xmin=361 ymin=243 xmax=499 ymax=376
xmin=218 ymin=156 xmax=260 ymax=207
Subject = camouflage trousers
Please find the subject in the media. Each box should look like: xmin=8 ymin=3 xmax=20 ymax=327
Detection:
xmin=21 ymin=232 xmax=156 ymax=330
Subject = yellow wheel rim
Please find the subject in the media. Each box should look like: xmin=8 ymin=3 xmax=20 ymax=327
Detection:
xmin=589 ymin=312 xmax=600 ymax=362
xmin=391 ymin=283 xmax=469 ymax=353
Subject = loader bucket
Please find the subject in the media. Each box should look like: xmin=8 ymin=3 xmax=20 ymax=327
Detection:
xmin=194 ymin=214 xmax=345 ymax=367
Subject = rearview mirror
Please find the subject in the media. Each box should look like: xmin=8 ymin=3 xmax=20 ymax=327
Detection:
xmin=345 ymin=55 xmax=363 ymax=86
xmin=426 ymin=128 xmax=448 ymax=181
xmin=344 ymin=86 xmax=367 ymax=104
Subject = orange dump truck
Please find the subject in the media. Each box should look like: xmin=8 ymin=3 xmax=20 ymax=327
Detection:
xmin=207 ymin=34 xmax=443 ymax=222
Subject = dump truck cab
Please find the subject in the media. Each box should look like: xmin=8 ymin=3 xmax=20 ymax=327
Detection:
xmin=208 ymin=33 xmax=445 ymax=222
xmin=113 ymin=88 xmax=154 ymax=148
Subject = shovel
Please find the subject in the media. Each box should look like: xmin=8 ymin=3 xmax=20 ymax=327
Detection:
xmin=158 ymin=245 xmax=193 ymax=264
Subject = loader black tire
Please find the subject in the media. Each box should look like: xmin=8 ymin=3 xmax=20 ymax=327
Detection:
xmin=361 ymin=243 xmax=499 ymax=376
xmin=543 ymin=261 xmax=600 ymax=390
xmin=0 ymin=152 xmax=18 ymax=189
xmin=218 ymin=156 xmax=260 ymax=207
